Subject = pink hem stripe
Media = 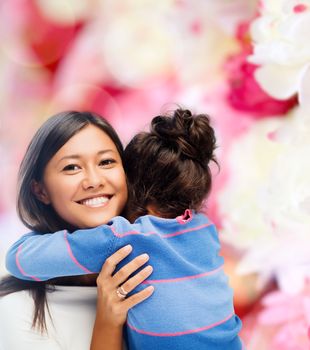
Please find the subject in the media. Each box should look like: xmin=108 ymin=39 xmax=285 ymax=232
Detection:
xmin=142 ymin=265 xmax=223 ymax=284
xmin=127 ymin=312 xmax=234 ymax=337
xmin=111 ymin=222 xmax=213 ymax=239
xmin=16 ymin=245 xmax=42 ymax=282
xmin=63 ymin=231 xmax=94 ymax=274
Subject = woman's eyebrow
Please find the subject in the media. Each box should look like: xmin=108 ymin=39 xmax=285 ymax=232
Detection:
xmin=57 ymin=150 xmax=115 ymax=165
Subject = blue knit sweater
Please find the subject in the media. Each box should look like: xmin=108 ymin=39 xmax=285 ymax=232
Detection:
xmin=6 ymin=210 xmax=243 ymax=349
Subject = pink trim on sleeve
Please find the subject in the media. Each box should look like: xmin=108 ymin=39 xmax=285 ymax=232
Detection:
xmin=16 ymin=245 xmax=42 ymax=282
xmin=63 ymin=231 xmax=94 ymax=274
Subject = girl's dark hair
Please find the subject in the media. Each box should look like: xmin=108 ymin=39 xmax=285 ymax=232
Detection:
xmin=0 ymin=111 xmax=124 ymax=332
xmin=124 ymin=108 xmax=218 ymax=220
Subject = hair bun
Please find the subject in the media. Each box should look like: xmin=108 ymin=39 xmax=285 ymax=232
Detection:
xmin=151 ymin=108 xmax=217 ymax=166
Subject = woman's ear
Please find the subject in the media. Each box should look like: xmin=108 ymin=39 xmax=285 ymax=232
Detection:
xmin=31 ymin=180 xmax=51 ymax=205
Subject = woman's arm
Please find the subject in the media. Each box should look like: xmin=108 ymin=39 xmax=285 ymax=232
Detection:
xmin=90 ymin=245 xmax=154 ymax=350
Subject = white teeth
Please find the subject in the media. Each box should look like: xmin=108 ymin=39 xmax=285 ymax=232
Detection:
xmin=81 ymin=196 xmax=109 ymax=207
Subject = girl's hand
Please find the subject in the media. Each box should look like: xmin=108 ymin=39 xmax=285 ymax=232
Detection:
xmin=95 ymin=244 xmax=154 ymax=327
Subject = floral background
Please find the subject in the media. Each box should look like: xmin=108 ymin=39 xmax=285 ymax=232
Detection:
xmin=0 ymin=0 xmax=309 ymax=349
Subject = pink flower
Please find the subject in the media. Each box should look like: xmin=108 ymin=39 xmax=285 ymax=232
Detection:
xmin=225 ymin=22 xmax=298 ymax=117
xmin=241 ymin=285 xmax=310 ymax=350
xmin=0 ymin=0 xmax=83 ymax=73
xmin=257 ymin=286 xmax=310 ymax=350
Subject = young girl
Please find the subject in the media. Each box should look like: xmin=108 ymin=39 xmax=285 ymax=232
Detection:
xmin=0 ymin=111 xmax=153 ymax=350
xmin=5 ymin=109 xmax=243 ymax=349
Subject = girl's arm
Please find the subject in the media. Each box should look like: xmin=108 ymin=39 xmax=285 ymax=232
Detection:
xmin=5 ymin=218 xmax=131 ymax=281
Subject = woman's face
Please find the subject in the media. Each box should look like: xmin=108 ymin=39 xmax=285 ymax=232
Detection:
xmin=38 ymin=125 xmax=128 ymax=229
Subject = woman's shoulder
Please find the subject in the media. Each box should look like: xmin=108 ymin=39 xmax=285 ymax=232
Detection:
xmin=0 ymin=289 xmax=33 ymax=314
xmin=0 ymin=285 xmax=97 ymax=308
xmin=47 ymin=285 xmax=98 ymax=305
xmin=0 ymin=290 xmax=49 ymax=349
xmin=0 ymin=286 xmax=99 ymax=350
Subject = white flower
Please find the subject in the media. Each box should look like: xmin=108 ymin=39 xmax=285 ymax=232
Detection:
xmin=35 ymin=0 xmax=96 ymax=24
xmin=299 ymin=63 xmax=310 ymax=112
xmin=218 ymin=118 xmax=284 ymax=249
xmin=219 ymin=107 xmax=310 ymax=293
xmin=98 ymin=1 xmax=239 ymax=87
xmin=249 ymin=0 xmax=310 ymax=107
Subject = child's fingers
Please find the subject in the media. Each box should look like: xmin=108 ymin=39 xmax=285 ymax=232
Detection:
xmin=112 ymin=253 xmax=150 ymax=287
xmin=123 ymin=285 xmax=155 ymax=310
xmin=119 ymin=265 xmax=153 ymax=296
xmin=99 ymin=245 xmax=133 ymax=277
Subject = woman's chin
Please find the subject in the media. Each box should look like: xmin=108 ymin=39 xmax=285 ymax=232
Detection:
xmin=75 ymin=211 xmax=116 ymax=229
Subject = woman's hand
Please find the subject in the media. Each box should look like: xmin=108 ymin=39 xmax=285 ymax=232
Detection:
xmin=96 ymin=244 xmax=154 ymax=326
xmin=90 ymin=245 xmax=154 ymax=350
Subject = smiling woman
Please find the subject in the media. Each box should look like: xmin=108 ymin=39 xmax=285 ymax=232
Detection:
xmin=3 ymin=109 xmax=244 ymax=350
xmin=0 ymin=111 xmax=153 ymax=350
xmin=32 ymin=125 xmax=128 ymax=229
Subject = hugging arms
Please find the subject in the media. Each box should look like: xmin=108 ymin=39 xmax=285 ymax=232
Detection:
xmin=2 ymin=109 xmax=244 ymax=350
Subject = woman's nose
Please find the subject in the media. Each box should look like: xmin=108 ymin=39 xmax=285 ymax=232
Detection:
xmin=82 ymin=169 xmax=105 ymax=190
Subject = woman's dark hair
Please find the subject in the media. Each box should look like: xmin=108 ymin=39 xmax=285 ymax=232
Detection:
xmin=18 ymin=111 xmax=124 ymax=233
xmin=124 ymin=108 xmax=218 ymax=220
xmin=0 ymin=111 xmax=124 ymax=332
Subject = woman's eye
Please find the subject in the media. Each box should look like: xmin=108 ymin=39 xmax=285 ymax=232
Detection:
xmin=100 ymin=159 xmax=116 ymax=167
xmin=62 ymin=164 xmax=80 ymax=171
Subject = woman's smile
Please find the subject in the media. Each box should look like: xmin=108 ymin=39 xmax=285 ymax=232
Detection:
xmin=77 ymin=194 xmax=112 ymax=208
